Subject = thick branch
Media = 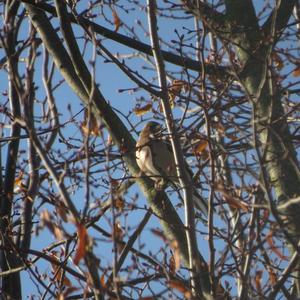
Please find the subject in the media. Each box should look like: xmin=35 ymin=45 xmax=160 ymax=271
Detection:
xmin=22 ymin=3 xmax=210 ymax=294
xmin=262 ymin=0 xmax=297 ymax=39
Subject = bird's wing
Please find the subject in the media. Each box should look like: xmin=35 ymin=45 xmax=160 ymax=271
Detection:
xmin=149 ymin=140 xmax=178 ymax=182
xmin=160 ymin=140 xmax=208 ymax=216
xmin=136 ymin=131 xmax=208 ymax=216
xmin=136 ymin=143 xmax=161 ymax=180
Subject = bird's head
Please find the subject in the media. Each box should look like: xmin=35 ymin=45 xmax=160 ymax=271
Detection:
xmin=143 ymin=121 xmax=164 ymax=139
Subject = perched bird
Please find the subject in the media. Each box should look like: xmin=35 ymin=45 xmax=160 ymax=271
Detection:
xmin=136 ymin=121 xmax=208 ymax=216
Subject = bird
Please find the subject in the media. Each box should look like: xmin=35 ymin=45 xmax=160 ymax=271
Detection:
xmin=136 ymin=121 xmax=208 ymax=216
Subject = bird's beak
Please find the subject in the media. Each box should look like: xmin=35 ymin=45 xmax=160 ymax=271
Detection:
xmin=152 ymin=125 xmax=165 ymax=139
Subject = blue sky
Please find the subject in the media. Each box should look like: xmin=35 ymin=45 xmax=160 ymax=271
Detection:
xmin=0 ymin=1 xmax=299 ymax=298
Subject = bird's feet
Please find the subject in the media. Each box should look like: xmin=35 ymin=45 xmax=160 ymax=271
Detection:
xmin=154 ymin=178 xmax=166 ymax=190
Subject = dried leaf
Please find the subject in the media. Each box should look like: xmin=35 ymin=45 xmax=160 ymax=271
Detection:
xmin=267 ymin=266 xmax=277 ymax=286
xmin=81 ymin=109 xmax=100 ymax=136
xmin=53 ymin=226 xmax=64 ymax=241
xmin=168 ymin=280 xmax=192 ymax=299
xmin=168 ymin=80 xmax=188 ymax=103
xmin=14 ymin=172 xmax=23 ymax=186
xmin=107 ymin=134 xmax=113 ymax=146
xmin=74 ymin=223 xmax=89 ymax=265
xmin=41 ymin=210 xmax=65 ymax=240
xmin=114 ymin=221 xmax=124 ymax=240
xmin=133 ymin=103 xmax=152 ymax=116
xmin=272 ymin=53 xmax=284 ymax=70
xmin=112 ymin=9 xmax=121 ymax=32
xmin=169 ymin=255 xmax=176 ymax=275
xmin=113 ymin=221 xmax=124 ymax=255
xmin=214 ymin=122 xmax=226 ymax=134
xmin=293 ymin=66 xmax=300 ymax=77
xmin=114 ymin=197 xmax=125 ymax=210
xmin=266 ymin=231 xmax=288 ymax=261
xmin=57 ymin=294 xmax=64 ymax=300
xmin=14 ymin=172 xmax=27 ymax=193
xmin=40 ymin=210 xmax=55 ymax=233
xmin=111 ymin=178 xmax=119 ymax=190
xmin=226 ymin=133 xmax=239 ymax=141
xmin=40 ymin=209 xmax=51 ymax=223
xmin=170 ymin=240 xmax=181 ymax=272
xmin=224 ymin=196 xmax=248 ymax=211
xmin=100 ymin=274 xmax=106 ymax=288
xmin=194 ymin=140 xmax=208 ymax=155
xmin=255 ymin=270 xmax=263 ymax=292
xmin=215 ymin=183 xmax=249 ymax=212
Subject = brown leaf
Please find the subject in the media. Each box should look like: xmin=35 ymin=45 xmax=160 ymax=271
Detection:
xmin=169 ymin=255 xmax=176 ymax=276
xmin=63 ymin=276 xmax=72 ymax=287
xmin=272 ymin=53 xmax=284 ymax=70
xmin=267 ymin=266 xmax=277 ymax=287
xmin=168 ymin=280 xmax=192 ymax=299
xmin=226 ymin=133 xmax=239 ymax=141
xmin=214 ymin=122 xmax=226 ymax=134
xmin=266 ymin=231 xmax=288 ymax=261
xmin=168 ymin=80 xmax=188 ymax=103
xmin=53 ymin=226 xmax=64 ymax=241
xmin=107 ymin=134 xmax=113 ymax=146
xmin=81 ymin=109 xmax=100 ymax=136
xmin=113 ymin=221 xmax=124 ymax=241
xmin=215 ymin=183 xmax=249 ymax=212
xmin=114 ymin=197 xmax=125 ymax=210
xmin=100 ymin=274 xmax=106 ymax=288
xmin=112 ymin=9 xmax=121 ymax=32
xmin=14 ymin=171 xmax=27 ymax=193
xmin=41 ymin=210 xmax=65 ymax=240
xmin=111 ymin=178 xmax=119 ymax=190
xmin=40 ymin=209 xmax=51 ymax=223
xmin=113 ymin=221 xmax=125 ymax=253
xmin=194 ymin=140 xmax=208 ymax=155
xmin=57 ymin=294 xmax=64 ymax=300
xmin=255 ymin=270 xmax=263 ymax=292
xmin=133 ymin=103 xmax=152 ymax=116
xmin=293 ymin=66 xmax=300 ymax=77
xmin=40 ymin=210 xmax=55 ymax=233
xmin=74 ymin=223 xmax=89 ymax=265
xmin=170 ymin=240 xmax=181 ymax=272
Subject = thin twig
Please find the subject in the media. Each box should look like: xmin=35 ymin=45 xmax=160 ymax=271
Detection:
xmin=147 ymin=1 xmax=202 ymax=297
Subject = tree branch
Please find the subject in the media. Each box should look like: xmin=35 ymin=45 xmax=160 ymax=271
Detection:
xmin=20 ymin=0 xmax=229 ymax=76
xmin=22 ymin=4 xmax=210 ymax=297
xmin=262 ymin=0 xmax=297 ymax=39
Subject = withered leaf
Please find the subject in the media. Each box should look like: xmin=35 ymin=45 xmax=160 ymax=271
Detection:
xmin=112 ymin=9 xmax=121 ymax=32
xmin=74 ymin=223 xmax=89 ymax=265
xmin=133 ymin=103 xmax=152 ymax=116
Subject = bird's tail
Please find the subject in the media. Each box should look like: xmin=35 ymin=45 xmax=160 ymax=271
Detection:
xmin=192 ymin=190 xmax=208 ymax=217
